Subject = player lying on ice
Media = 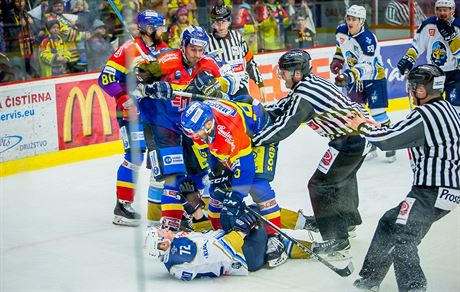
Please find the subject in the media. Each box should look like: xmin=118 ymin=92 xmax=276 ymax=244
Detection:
xmin=144 ymin=205 xmax=315 ymax=281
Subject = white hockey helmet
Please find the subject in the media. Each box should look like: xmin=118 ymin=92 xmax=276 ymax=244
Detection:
xmin=346 ymin=5 xmax=366 ymax=26
xmin=435 ymin=0 xmax=455 ymax=10
xmin=144 ymin=226 xmax=171 ymax=261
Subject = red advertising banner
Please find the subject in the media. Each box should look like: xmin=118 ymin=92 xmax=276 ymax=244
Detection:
xmin=56 ymin=79 xmax=119 ymax=150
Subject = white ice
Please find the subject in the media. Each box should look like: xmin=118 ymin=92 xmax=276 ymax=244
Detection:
xmin=2 ymin=110 xmax=459 ymax=292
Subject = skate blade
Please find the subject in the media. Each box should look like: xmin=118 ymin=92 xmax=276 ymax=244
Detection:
xmin=324 ymin=250 xmax=352 ymax=261
xmin=266 ymin=252 xmax=288 ymax=268
xmin=385 ymin=155 xmax=397 ymax=163
xmin=113 ymin=215 xmax=141 ymax=227
xmin=365 ymin=151 xmax=378 ymax=161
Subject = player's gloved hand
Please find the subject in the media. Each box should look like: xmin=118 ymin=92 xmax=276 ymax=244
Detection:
xmin=436 ymin=18 xmax=457 ymax=42
xmin=329 ymin=58 xmax=344 ymax=75
xmin=335 ymin=69 xmax=355 ymax=87
xmin=178 ymin=178 xmax=205 ymax=215
xmin=397 ymin=55 xmax=416 ymax=75
xmin=233 ymin=211 xmax=258 ymax=234
xmin=220 ymin=191 xmax=245 ymax=232
xmin=143 ymin=81 xmax=173 ymax=100
xmin=208 ymin=167 xmax=233 ymax=199
xmin=194 ymin=70 xmax=222 ymax=97
xmin=116 ymin=94 xmax=138 ymax=120
xmin=134 ymin=66 xmax=154 ymax=84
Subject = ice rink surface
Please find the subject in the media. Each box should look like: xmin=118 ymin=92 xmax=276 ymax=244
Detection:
xmin=2 ymin=110 xmax=459 ymax=292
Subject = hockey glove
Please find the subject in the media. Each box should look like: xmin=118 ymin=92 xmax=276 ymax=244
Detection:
xmin=335 ymin=69 xmax=355 ymax=87
xmin=134 ymin=66 xmax=155 ymax=84
xmin=178 ymin=178 xmax=204 ymax=215
xmin=209 ymin=167 xmax=233 ymax=200
xmin=220 ymin=191 xmax=245 ymax=232
xmin=436 ymin=18 xmax=458 ymax=42
xmin=194 ymin=70 xmax=222 ymax=97
xmin=397 ymin=55 xmax=416 ymax=75
xmin=330 ymin=58 xmax=344 ymax=75
xmin=142 ymin=81 xmax=173 ymax=100
xmin=234 ymin=211 xmax=258 ymax=234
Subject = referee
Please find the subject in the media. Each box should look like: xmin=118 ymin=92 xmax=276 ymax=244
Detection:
xmin=347 ymin=64 xmax=460 ymax=292
xmin=207 ymin=4 xmax=266 ymax=100
xmin=252 ymin=49 xmax=371 ymax=257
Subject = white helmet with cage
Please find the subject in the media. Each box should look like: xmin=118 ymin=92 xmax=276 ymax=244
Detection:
xmin=144 ymin=226 xmax=171 ymax=261
xmin=435 ymin=0 xmax=455 ymax=10
xmin=346 ymin=5 xmax=366 ymax=26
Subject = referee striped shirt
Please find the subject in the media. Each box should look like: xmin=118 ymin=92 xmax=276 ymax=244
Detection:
xmin=359 ymin=98 xmax=460 ymax=188
xmin=207 ymin=30 xmax=264 ymax=93
xmin=252 ymin=74 xmax=368 ymax=146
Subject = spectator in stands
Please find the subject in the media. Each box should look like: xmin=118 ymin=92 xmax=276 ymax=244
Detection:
xmin=3 ymin=0 xmax=38 ymax=80
xmin=86 ymin=19 xmax=113 ymax=71
xmin=291 ymin=10 xmax=316 ymax=48
xmin=233 ymin=0 xmax=259 ymax=53
xmin=385 ymin=0 xmax=426 ymax=26
xmin=39 ymin=19 xmax=71 ymax=77
xmin=256 ymin=0 xmax=291 ymax=52
xmin=167 ymin=0 xmax=198 ymax=27
xmin=142 ymin=0 xmax=168 ymax=24
xmin=45 ymin=0 xmax=89 ymax=72
xmin=168 ymin=7 xmax=190 ymax=48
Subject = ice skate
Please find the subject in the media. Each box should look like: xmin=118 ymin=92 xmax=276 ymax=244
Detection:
xmin=365 ymin=144 xmax=378 ymax=161
xmin=385 ymin=150 xmax=396 ymax=163
xmin=313 ymin=238 xmax=351 ymax=260
xmin=298 ymin=210 xmax=319 ymax=232
xmin=113 ymin=200 xmax=141 ymax=227
xmin=353 ymin=277 xmax=380 ymax=291
xmin=266 ymin=234 xmax=288 ymax=268
xmin=348 ymin=225 xmax=357 ymax=238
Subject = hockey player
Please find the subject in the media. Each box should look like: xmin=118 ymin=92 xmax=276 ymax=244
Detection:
xmin=98 ymin=10 xmax=168 ymax=226
xmin=207 ymin=4 xmax=266 ymax=100
xmin=397 ymin=0 xmax=460 ymax=114
xmin=252 ymin=49 xmax=370 ymax=258
xmin=144 ymin=207 xmax=314 ymax=281
xmin=134 ymin=25 xmax=241 ymax=231
xmin=180 ymin=99 xmax=289 ymax=268
xmin=331 ymin=5 xmax=395 ymax=162
xmin=346 ymin=64 xmax=460 ymax=292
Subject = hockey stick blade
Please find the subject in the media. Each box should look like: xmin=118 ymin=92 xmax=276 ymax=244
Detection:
xmin=245 ymin=206 xmax=354 ymax=277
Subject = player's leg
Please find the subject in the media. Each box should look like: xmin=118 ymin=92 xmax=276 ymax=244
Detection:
xmin=148 ymin=125 xmax=187 ymax=230
xmin=113 ymin=119 xmax=145 ymax=226
xmin=364 ymin=79 xmax=396 ymax=163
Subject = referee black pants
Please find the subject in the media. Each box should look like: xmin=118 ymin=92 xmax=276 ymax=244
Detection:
xmin=358 ymin=186 xmax=451 ymax=292
xmin=308 ymin=135 xmax=366 ymax=240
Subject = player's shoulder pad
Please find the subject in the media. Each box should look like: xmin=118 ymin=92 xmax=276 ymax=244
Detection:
xmin=355 ymin=29 xmax=377 ymax=55
xmin=336 ymin=23 xmax=348 ymax=35
xmin=417 ymin=16 xmax=437 ymax=33
xmin=452 ymin=18 xmax=460 ymax=29
xmin=157 ymin=49 xmax=181 ymax=64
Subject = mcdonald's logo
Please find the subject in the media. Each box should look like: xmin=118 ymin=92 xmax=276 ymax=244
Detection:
xmin=63 ymin=84 xmax=113 ymax=143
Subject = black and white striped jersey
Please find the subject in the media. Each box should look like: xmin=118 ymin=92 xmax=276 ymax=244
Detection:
xmin=384 ymin=0 xmax=426 ymax=26
xmin=252 ymin=74 xmax=368 ymax=146
xmin=359 ymin=98 xmax=460 ymax=188
xmin=207 ymin=30 xmax=264 ymax=93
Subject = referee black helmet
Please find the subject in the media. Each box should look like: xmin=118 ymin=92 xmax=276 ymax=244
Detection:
xmin=408 ymin=64 xmax=445 ymax=104
xmin=278 ymin=49 xmax=312 ymax=78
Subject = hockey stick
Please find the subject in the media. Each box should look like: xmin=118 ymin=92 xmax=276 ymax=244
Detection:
xmin=245 ymin=206 xmax=354 ymax=278
xmin=172 ymin=90 xmax=220 ymax=101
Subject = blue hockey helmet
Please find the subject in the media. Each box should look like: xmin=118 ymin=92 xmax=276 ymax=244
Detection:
xmin=180 ymin=25 xmax=210 ymax=49
xmin=137 ymin=10 xmax=166 ymax=33
xmin=181 ymin=101 xmax=214 ymax=136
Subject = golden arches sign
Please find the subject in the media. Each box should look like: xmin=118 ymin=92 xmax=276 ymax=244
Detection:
xmin=63 ymin=84 xmax=113 ymax=143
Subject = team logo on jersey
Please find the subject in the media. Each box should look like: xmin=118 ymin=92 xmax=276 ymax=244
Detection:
xmin=339 ymin=37 xmax=345 ymax=45
xmin=174 ymin=70 xmax=181 ymax=80
xmin=231 ymin=46 xmax=241 ymax=56
xmin=429 ymin=29 xmax=435 ymax=36
xmin=231 ymin=262 xmax=242 ymax=269
xmin=345 ymin=51 xmax=358 ymax=67
xmin=431 ymin=41 xmax=448 ymax=66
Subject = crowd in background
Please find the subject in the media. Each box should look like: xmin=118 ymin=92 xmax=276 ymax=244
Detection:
xmin=0 ymin=0 xmax=457 ymax=82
